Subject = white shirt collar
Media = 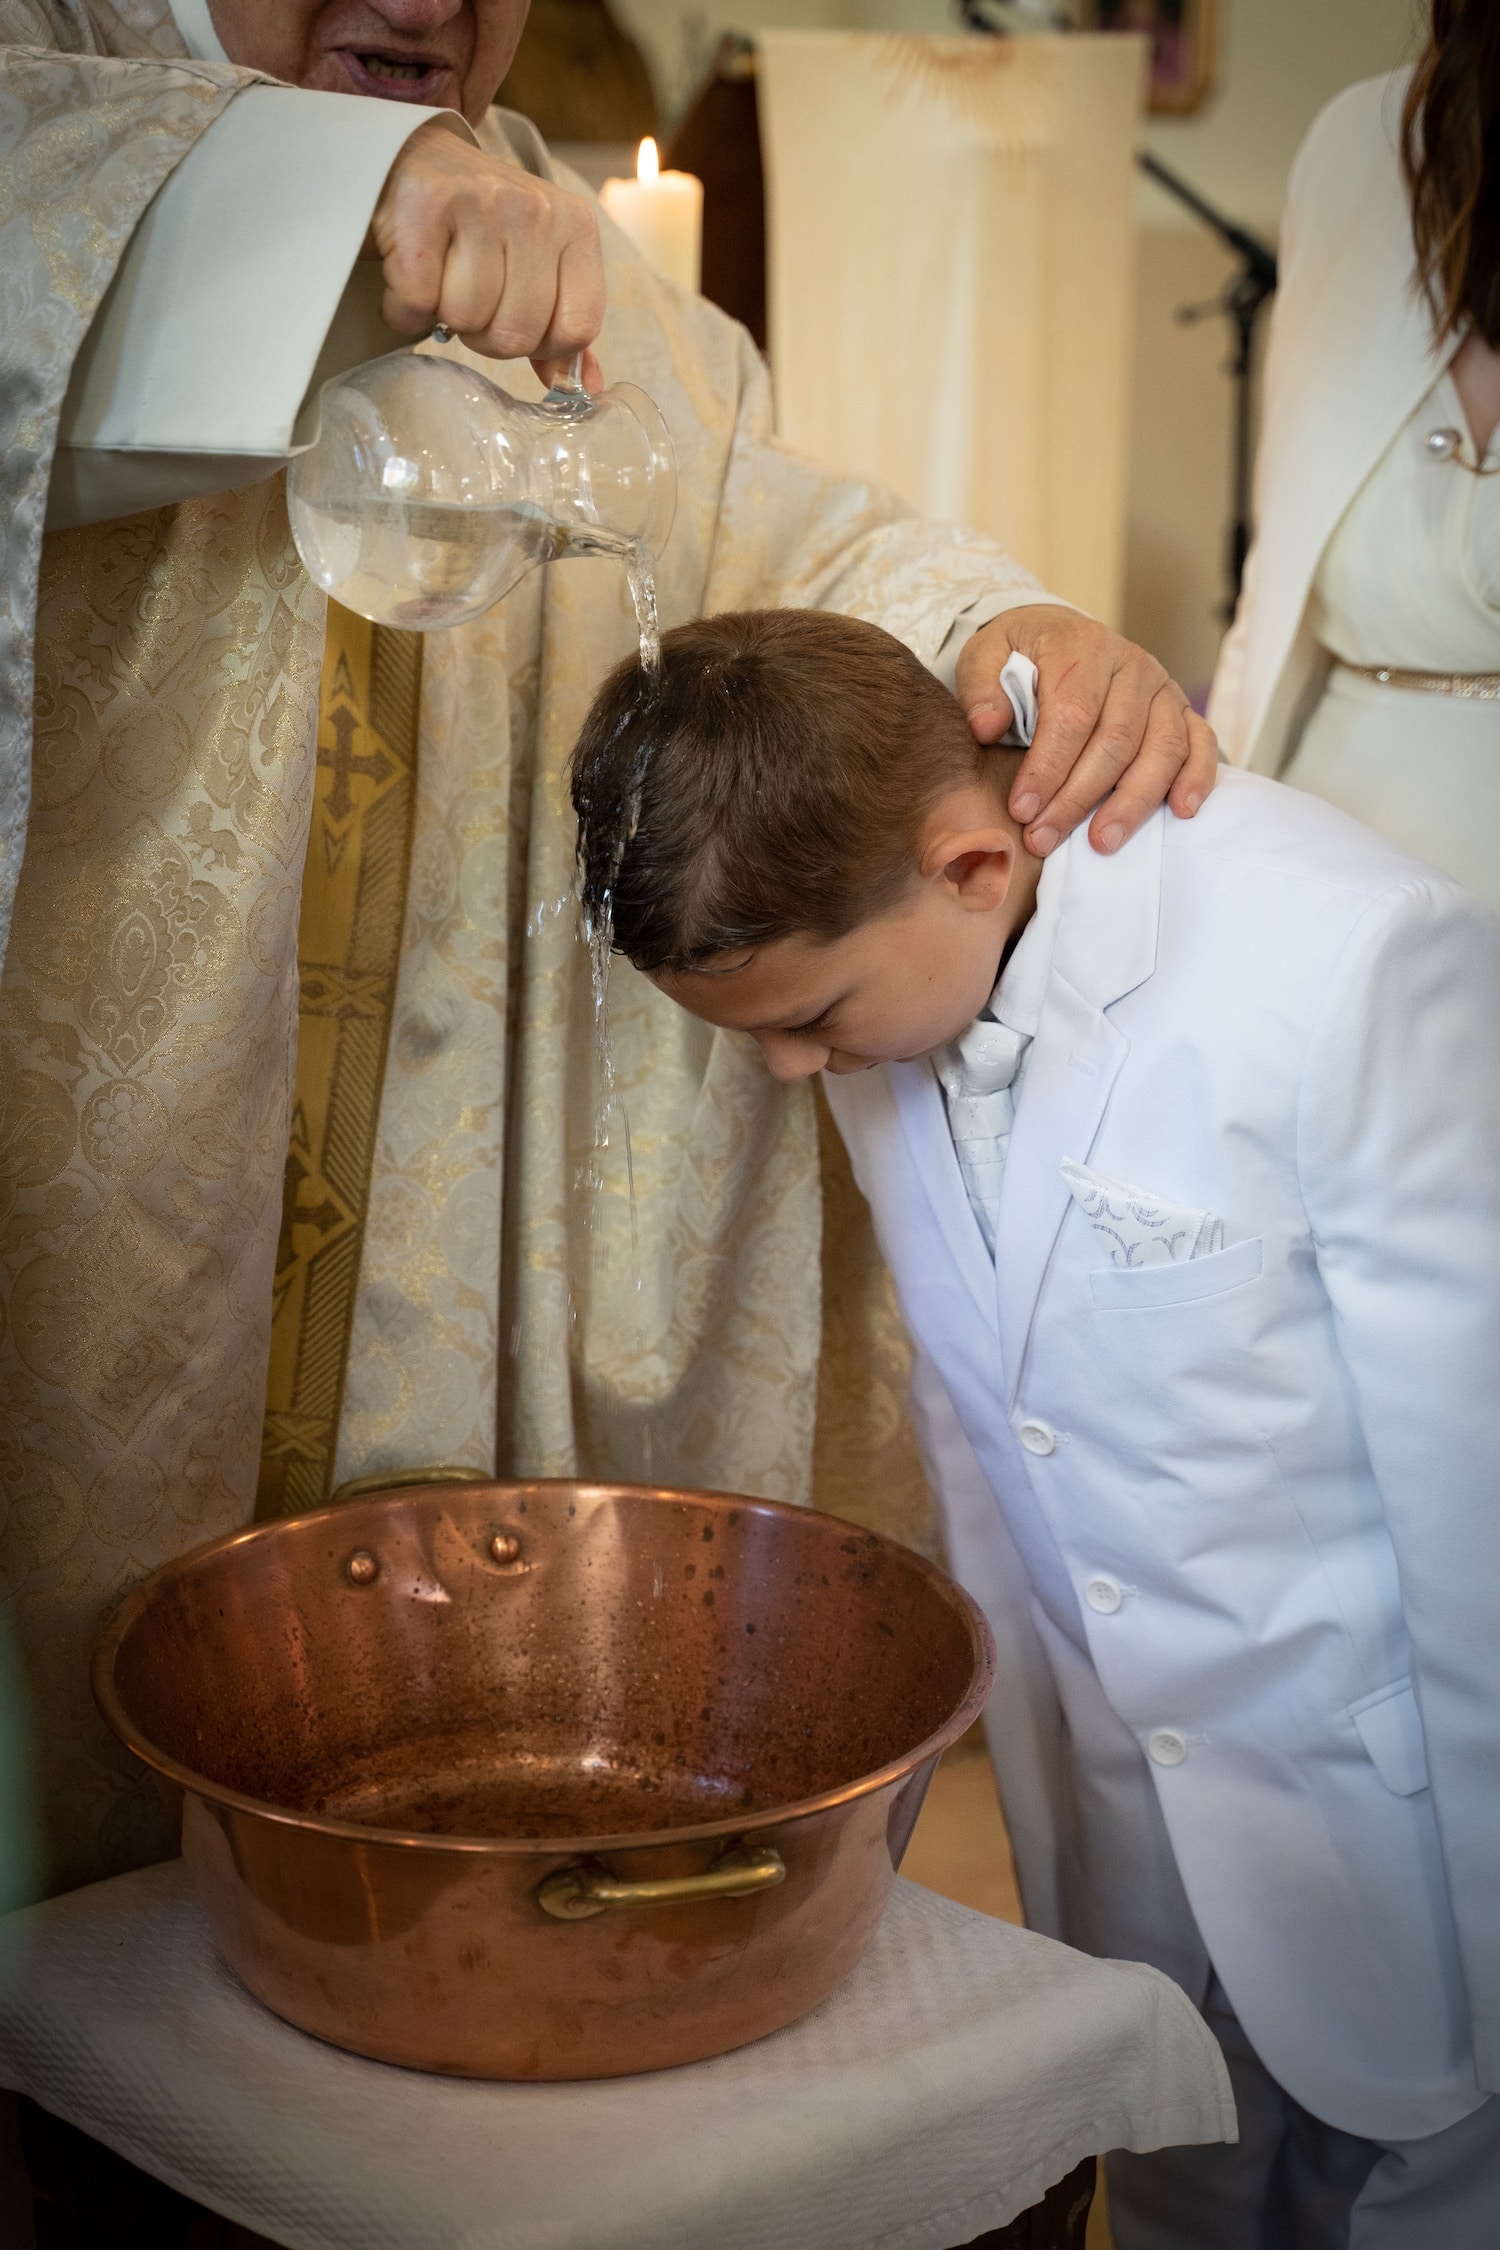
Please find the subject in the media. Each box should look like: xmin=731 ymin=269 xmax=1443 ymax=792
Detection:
xmin=986 ymin=848 xmax=1063 ymax=1038
xmin=168 ymin=0 xmax=231 ymax=62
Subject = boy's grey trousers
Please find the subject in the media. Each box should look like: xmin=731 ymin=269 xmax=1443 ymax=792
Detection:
xmin=1107 ymin=1975 xmax=1500 ymax=2250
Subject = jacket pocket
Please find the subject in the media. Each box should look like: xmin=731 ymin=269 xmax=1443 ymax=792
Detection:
xmin=1349 ymin=1678 xmax=1430 ymax=1796
xmin=1089 ymin=1234 xmax=1264 ymax=1310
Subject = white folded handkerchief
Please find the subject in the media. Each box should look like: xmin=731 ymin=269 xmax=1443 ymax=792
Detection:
xmin=998 ymin=651 xmax=1039 ymax=747
xmin=1060 ymin=1159 xmax=1225 ymax=1269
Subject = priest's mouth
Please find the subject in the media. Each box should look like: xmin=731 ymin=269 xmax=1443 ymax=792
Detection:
xmin=336 ymin=49 xmax=457 ymax=102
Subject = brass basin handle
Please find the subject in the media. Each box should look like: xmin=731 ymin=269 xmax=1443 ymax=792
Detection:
xmin=330 ymin=1464 xmax=490 ymax=1505
xmin=537 ymin=1843 xmax=786 ymax=1921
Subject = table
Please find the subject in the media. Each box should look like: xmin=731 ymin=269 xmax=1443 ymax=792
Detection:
xmin=0 ymin=1862 xmax=1234 ymax=2250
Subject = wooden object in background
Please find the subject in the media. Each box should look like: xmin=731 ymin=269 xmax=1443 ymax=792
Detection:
xmin=1090 ymin=0 xmax=1219 ymax=116
xmin=667 ymin=39 xmax=767 ymax=350
xmin=17 ymin=2097 xmax=270 ymax=2248
xmin=496 ymin=0 xmax=657 ymax=143
xmin=902 ymin=1726 xmax=1025 ymax=1925
xmin=963 ymin=2159 xmax=1096 ymax=2249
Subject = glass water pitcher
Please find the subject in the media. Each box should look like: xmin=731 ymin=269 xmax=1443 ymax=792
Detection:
xmin=287 ymin=348 xmax=676 ymax=631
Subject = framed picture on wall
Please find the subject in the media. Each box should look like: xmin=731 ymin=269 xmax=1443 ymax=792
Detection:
xmin=1089 ymin=0 xmax=1219 ymax=116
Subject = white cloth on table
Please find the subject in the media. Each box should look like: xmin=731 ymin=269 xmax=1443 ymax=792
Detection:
xmin=0 ymin=1859 xmax=1233 ymax=2250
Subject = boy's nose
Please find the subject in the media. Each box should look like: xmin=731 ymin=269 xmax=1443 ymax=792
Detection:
xmin=755 ymin=1033 xmax=828 ymax=1083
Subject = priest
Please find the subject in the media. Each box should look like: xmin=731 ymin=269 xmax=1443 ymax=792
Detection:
xmin=0 ymin=0 xmax=1217 ymax=1891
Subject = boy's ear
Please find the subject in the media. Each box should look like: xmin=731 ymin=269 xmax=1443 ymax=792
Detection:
xmin=925 ymin=827 xmax=1018 ymax=911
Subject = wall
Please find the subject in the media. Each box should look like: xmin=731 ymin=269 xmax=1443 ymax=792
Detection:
xmin=1138 ymin=0 xmax=1420 ymax=230
xmin=613 ymin=0 xmax=1424 ymax=686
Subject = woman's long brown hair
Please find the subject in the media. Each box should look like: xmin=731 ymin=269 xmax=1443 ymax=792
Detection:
xmin=1402 ymin=0 xmax=1500 ymax=346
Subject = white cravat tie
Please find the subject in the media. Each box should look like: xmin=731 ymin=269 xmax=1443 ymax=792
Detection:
xmin=930 ymin=652 xmax=1046 ymax=1259
xmin=935 ymin=1012 xmax=1032 ymax=1258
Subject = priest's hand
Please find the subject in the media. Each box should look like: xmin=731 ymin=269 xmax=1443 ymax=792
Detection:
xmin=368 ymin=122 xmax=606 ymax=388
xmin=956 ymin=605 xmax=1218 ymax=857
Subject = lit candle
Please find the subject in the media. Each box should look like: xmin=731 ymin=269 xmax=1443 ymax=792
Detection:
xmin=600 ymin=137 xmax=703 ymax=295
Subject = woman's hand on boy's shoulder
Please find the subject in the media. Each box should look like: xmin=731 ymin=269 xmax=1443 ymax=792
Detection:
xmin=956 ymin=605 xmax=1218 ymax=859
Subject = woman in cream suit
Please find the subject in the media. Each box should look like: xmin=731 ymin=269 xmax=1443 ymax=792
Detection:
xmin=1210 ymin=1 xmax=1500 ymax=909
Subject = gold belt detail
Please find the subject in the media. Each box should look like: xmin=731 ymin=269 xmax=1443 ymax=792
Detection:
xmin=1335 ymin=661 xmax=1500 ymax=699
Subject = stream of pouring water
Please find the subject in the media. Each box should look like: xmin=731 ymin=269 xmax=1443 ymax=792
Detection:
xmin=581 ymin=541 xmax=661 ymax=1071
xmin=545 ymin=542 xmax=662 ymax=1477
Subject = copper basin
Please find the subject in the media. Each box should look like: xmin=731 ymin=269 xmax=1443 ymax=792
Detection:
xmin=94 ymin=1479 xmax=994 ymax=2079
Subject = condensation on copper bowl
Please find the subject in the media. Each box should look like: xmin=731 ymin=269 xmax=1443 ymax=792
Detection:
xmin=93 ymin=1478 xmax=994 ymax=2080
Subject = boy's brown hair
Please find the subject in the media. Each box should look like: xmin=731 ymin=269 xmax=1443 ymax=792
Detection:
xmin=570 ymin=609 xmax=1010 ymax=973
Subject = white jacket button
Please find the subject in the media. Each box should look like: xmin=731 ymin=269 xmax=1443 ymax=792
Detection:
xmin=1018 ymin=1418 xmax=1057 ymax=1456
xmin=1084 ymin=1576 xmax=1123 ymax=1614
xmin=1148 ymin=1729 xmax=1188 ymax=1767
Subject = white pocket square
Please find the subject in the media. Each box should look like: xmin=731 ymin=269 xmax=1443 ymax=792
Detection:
xmin=1060 ymin=1159 xmax=1225 ymax=1269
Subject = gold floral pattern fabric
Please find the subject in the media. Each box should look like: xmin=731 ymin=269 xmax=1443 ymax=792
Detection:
xmin=812 ymin=1089 xmax=941 ymax=1559
xmin=0 ymin=478 xmax=324 ymax=1891
xmin=0 ymin=0 xmax=253 ymax=969
xmin=0 ymin=2 xmax=302 ymax=1893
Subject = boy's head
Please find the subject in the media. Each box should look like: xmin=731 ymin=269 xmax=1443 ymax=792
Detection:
xmin=570 ymin=610 xmax=1039 ymax=1081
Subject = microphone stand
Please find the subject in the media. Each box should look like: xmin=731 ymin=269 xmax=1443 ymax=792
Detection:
xmin=1138 ymin=151 xmax=1278 ymax=616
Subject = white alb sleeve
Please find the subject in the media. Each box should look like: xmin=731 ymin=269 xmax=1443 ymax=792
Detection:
xmin=48 ymin=86 xmax=474 ymax=531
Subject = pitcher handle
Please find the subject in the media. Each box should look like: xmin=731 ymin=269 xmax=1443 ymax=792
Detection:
xmin=429 ymin=323 xmax=588 ymax=400
xmin=545 ymin=352 xmax=588 ymax=400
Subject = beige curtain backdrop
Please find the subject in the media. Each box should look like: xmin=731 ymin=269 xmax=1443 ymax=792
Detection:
xmin=1 ymin=0 xmax=1051 ymax=1890
xmin=757 ymin=28 xmax=1146 ymax=626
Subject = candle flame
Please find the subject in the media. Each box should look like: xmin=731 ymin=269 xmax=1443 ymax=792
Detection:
xmin=637 ymin=136 xmax=660 ymax=184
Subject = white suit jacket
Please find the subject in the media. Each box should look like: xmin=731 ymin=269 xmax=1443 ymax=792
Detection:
xmin=1209 ymin=71 xmax=1446 ymax=773
xmin=823 ymin=771 xmax=1500 ymax=2141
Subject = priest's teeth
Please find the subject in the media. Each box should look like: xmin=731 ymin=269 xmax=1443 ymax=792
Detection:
xmin=363 ymin=55 xmax=427 ymax=79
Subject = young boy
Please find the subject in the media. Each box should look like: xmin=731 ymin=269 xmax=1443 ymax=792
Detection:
xmin=571 ymin=609 xmax=1500 ymax=2249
